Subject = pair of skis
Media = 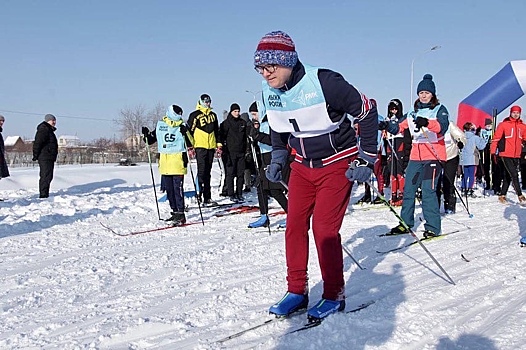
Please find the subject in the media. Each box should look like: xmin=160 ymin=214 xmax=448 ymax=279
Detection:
xmin=215 ymin=300 xmax=375 ymax=344
xmin=100 ymin=221 xmax=200 ymax=236
xmin=376 ymin=229 xmax=462 ymax=254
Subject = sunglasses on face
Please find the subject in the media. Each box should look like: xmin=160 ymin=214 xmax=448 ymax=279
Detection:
xmin=254 ymin=65 xmax=278 ymax=74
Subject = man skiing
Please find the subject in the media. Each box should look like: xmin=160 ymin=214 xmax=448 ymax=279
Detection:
xmin=254 ymin=30 xmax=378 ymax=321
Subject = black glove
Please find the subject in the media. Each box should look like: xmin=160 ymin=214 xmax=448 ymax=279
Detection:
xmin=378 ymin=121 xmax=389 ymax=131
xmin=457 ymin=141 xmax=464 ymax=150
xmin=179 ymin=124 xmax=187 ymax=135
xmin=32 ymin=156 xmax=37 ymax=161
xmin=250 ymin=125 xmax=260 ymax=140
xmin=245 ymin=150 xmax=253 ymax=163
xmin=141 ymin=126 xmax=150 ymax=137
xmin=414 ymin=117 xmax=429 ymax=130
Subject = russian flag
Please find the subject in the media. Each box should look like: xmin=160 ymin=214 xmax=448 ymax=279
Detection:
xmin=457 ymin=60 xmax=526 ymax=128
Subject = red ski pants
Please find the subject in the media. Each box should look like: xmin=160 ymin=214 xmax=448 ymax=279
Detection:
xmin=285 ymin=159 xmax=352 ymax=301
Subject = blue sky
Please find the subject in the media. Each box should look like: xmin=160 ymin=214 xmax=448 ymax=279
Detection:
xmin=1 ymin=0 xmax=525 ymax=142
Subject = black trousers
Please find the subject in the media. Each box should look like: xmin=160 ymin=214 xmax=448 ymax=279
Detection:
xmin=501 ymin=157 xmax=522 ymax=196
xmin=38 ymin=160 xmax=55 ymax=197
xmin=195 ymin=148 xmax=215 ymax=201
xmin=436 ymin=156 xmax=459 ymax=212
xmin=256 ymin=152 xmax=288 ymax=214
xmin=225 ymin=152 xmax=245 ymax=196
xmin=492 ymin=156 xmax=505 ymax=193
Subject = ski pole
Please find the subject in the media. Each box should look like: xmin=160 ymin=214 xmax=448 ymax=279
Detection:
xmin=458 ymin=149 xmax=470 ymax=215
xmin=364 ymin=178 xmax=455 ymax=285
xmin=183 ymin=132 xmax=204 ymax=226
xmin=282 ymin=175 xmax=364 ymax=269
xmin=250 ymin=135 xmax=271 ymax=236
xmin=421 ymin=129 xmax=473 ymax=218
xmin=144 ymin=140 xmax=161 ymax=221
xmin=342 ymin=244 xmax=365 ymax=270
xmin=216 ymin=157 xmax=224 ymax=192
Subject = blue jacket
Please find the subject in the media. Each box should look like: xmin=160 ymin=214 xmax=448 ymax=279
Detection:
xmin=461 ymin=131 xmax=487 ymax=166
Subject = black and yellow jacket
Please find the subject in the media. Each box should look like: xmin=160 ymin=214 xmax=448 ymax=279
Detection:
xmin=187 ymin=102 xmax=221 ymax=149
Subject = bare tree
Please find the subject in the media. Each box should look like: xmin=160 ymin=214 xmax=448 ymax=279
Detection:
xmin=146 ymin=102 xmax=165 ymax=130
xmin=115 ymin=105 xmax=147 ymax=151
xmin=89 ymin=137 xmax=113 ymax=149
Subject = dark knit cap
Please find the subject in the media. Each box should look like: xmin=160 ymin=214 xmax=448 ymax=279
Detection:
xmin=249 ymin=101 xmax=258 ymax=113
xmin=200 ymin=94 xmax=211 ymax=103
xmin=484 ymin=118 xmax=492 ymax=126
xmin=230 ymin=103 xmax=240 ymax=112
xmin=254 ymin=31 xmax=298 ymax=68
xmin=44 ymin=114 xmax=56 ymax=122
xmin=417 ymin=74 xmax=436 ymax=95
xmin=172 ymin=105 xmax=183 ymax=115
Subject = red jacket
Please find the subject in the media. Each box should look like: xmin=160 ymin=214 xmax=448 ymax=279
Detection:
xmin=490 ymin=117 xmax=526 ymax=158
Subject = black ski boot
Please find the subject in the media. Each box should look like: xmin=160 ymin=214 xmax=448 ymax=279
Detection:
xmin=356 ymin=194 xmax=372 ymax=204
xmin=172 ymin=212 xmax=187 ymax=226
xmin=423 ymin=230 xmax=440 ymax=238
xmin=388 ymin=224 xmax=409 ymax=235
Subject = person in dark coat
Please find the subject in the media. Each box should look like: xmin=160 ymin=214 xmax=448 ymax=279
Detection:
xmin=0 ymin=115 xmax=10 ymax=180
xmin=32 ymin=114 xmax=58 ymax=198
xmin=219 ymin=103 xmax=248 ymax=202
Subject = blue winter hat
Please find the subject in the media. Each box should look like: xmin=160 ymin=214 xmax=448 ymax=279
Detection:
xmin=254 ymin=31 xmax=298 ymax=68
xmin=417 ymin=74 xmax=436 ymax=95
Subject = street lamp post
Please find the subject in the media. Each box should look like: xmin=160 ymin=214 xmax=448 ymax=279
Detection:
xmin=245 ymin=90 xmax=262 ymax=101
xmin=410 ymin=45 xmax=441 ymax=104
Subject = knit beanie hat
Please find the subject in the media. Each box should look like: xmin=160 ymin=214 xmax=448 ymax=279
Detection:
xmin=166 ymin=105 xmax=183 ymax=121
xmin=510 ymin=105 xmax=522 ymax=114
xmin=417 ymin=74 xmax=436 ymax=95
xmin=254 ymin=31 xmax=298 ymax=68
xmin=484 ymin=118 xmax=492 ymax=126
xmin=230 ymin=103 xmax=240 ymax=112
xmin=249 ymin=101 xmax=258 ymax=113
xmin=44 ymin=114 xmax=56 ymax=122
xmin=200 ymin=94 xmax=211 ymax=103
xmin=172 ymin=105 xmax=183 ymax=115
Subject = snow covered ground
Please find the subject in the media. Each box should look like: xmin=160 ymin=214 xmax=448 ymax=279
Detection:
xmin=0 ymin=162 xmax=525 ymax=350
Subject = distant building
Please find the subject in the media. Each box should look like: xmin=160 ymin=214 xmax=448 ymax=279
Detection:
xmin=4 ymin=136 xmax=26 ymax=151
xmin=58 ymin=135 xmax=81 ymax=147
xmin=124 ymin=134 xmax=142 ymax=150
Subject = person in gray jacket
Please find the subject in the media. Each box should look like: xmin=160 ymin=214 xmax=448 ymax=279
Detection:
xmin=460 ymin=122 xmax=487 ymax=198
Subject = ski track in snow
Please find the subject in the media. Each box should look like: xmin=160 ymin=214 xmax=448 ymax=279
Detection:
xmin=0 ymin=163 xmax=525 ymax=349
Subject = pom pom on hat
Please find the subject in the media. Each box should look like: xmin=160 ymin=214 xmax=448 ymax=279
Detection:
xmin=510 ymin=105 xmax=522 ymax=114
xmin=417 ymin=74 xmax=436 ymax=95
xmin=254 ymin=31 xmax=298 ymax=68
